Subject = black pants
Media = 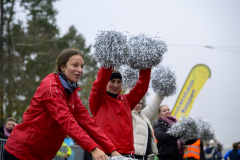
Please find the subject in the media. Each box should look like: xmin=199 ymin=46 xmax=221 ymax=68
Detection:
xmin=134 ymin=155 xmax=149 ymax=160
xmin=3 ymin=149 xmax=19 ymax=160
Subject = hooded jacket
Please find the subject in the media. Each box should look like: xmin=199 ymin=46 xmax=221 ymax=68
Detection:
xmin=4 ymin=73 xmax=116 ymax=160
xmin=89 ymin=67 xmax=151 ymax=154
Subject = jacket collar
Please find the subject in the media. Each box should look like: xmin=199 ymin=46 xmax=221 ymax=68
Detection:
xmin=132 ymin=110 xmax=141 ymax=115
xmin=53 ymin=73 xmax=81 ymax=92
xmin=157 ymin=118 xmax=170 ymax=125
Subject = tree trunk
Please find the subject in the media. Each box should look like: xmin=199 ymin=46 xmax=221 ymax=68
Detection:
xmin=0 ymin=0 xmax=5 ymax=125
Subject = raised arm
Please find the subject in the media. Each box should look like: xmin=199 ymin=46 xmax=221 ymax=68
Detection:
xmin=141 ymin=94 xmax=164 ymax=120
xmin=125 ymin=68 xmax=151 ymax=110
xmin=89 ymin=67 xmax=112 ymax=117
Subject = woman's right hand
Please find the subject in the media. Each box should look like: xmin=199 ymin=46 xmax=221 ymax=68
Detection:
xmin=91 ymin=147 xmax=108 ymax=160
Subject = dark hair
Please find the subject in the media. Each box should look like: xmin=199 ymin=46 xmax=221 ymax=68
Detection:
xmin=138 ymin=99 xmax=143 ymax=104
xmin=54 ymin=48 xmax=83 ymax=73
xmin=5 ymin=117 xmax=16 ymax=124
xmin=217 ymin=143 xmax=223 ymax=152
xmin=7 ymin=117 xmax=15 ymax=122
xmin=233 ymin=142 xmax=238 ymax=149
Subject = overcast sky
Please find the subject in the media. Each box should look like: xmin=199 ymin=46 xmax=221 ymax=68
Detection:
xmin=16 ymin=0 xmax=240 ymax=148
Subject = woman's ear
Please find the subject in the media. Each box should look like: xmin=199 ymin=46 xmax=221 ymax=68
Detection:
xmin=60 ymin=64 xmax=65 ymax=72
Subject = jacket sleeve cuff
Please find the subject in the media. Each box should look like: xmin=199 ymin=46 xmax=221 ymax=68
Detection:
xmin=106 ymin=147 xmax=117 ymax=155
xmin=88 ymin=144 xmax=98 ymax=153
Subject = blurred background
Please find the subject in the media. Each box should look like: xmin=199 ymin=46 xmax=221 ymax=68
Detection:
xmin=1 ymin=0 xmax=239 ymax=153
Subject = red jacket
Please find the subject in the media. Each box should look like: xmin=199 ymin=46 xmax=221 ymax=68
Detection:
xmin=4 ymin=73 xmax=116 ymax=160
xmin=89 ymin=67 xmax=151 ymax=154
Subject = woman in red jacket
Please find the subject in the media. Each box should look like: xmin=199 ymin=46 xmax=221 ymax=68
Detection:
xmin=89 ymin=67 xmax=151 ymax=156
xmin=3 ymin=48 xmax=120 ymax=160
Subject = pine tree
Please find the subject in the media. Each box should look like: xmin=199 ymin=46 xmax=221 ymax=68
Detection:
xmin=0 ymin=0 xmax=98 ymax=125
xmin=18 ymin=0 xmax=60 ymax=116
xmin=0 ymin=0 xmax=60 ymax=124
xmin=0 ymin=0 xmax=26 ymax=124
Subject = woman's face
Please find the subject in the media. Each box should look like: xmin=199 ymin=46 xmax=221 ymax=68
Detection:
xmin=5 ymin=121 xmax=16 ymax=130
xmin=61 ymin=55 xmax=84 ymax=83
xmin=133 ymin=102 xmax=143 ymax=112
xmin=106 ymin=78 xmax=122 ymax=94
xmin=159 ymin=105 xmax=171 ymax=117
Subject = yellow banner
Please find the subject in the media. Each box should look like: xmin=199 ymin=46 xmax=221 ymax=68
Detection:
xmin=171 ymin=64 xmax=211 ymax=119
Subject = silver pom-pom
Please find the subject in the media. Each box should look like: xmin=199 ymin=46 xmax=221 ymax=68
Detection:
xmin=196 ymin=117 xmax=214 ymax=141
xmin=128 ymin=33 xmax=167 ymax=70
xmin=167 ymin=116 xmax=215 ymax=141
xmin=151 ymin=65 xmax=177 ymax=97
xmin=178 ymin=117 xmax=199 ymax=142
xmin=93 ymin=30 xmax=129 ymax=68
xmin=107 ymin=156 xmax=138 ymax=160
xmin=166 ymin=117 xmax=198 ymax=141
xmin=120 ymin=65 xmax=139 ymax=90
xmin=166 ymin=120 xmax=185 ymax=138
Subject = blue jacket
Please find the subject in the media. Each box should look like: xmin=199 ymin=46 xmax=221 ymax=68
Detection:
xmin=224 ymin=149 xmax=240 ymax=160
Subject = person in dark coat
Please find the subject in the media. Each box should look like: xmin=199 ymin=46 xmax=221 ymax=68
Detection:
xmin=153 ymin=105 xmax=196 ymax=160
xmin=224 ymin=142 xmax=240 ymax=160
xmin=228 ymin=142 xmax=240 ymax=160
xmin=216 ymin=143 xmax=223 ymax=160
xmin=0 ymin=117 xmax=17 ymax=139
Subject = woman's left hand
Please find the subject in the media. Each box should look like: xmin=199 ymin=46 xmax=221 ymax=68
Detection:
xmin=110 ymin=150 xmax=122 ymax=156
